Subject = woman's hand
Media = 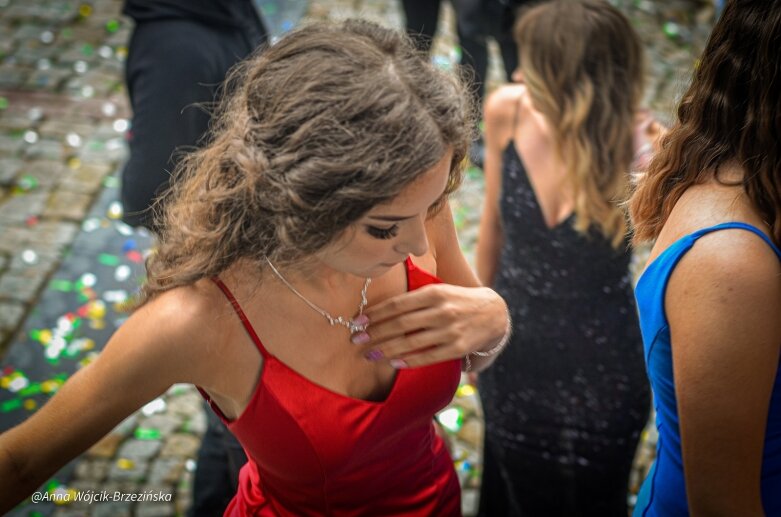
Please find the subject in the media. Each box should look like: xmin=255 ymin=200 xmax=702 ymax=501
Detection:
xmin=354 ymin=283 xmax=508 ymax=369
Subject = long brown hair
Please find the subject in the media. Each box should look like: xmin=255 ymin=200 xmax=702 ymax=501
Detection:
xmin=514 ymin=0 xmax=644 ymax=247
xmin=141 ymin=19 xmax=474 ymax=301
xmin=630 ymin=1 xmax=781 ymax=244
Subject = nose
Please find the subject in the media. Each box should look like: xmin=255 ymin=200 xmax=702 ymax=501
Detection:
xmin=396 ymin=216 xmax=429 ymax=257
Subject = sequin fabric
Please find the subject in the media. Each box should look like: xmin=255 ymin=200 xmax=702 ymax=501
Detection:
xmin=477 ymin=143 xmax=651 ymax=515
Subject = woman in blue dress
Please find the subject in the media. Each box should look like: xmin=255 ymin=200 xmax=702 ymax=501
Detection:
xmin=629 ymin=1 xmax=781 ymax=514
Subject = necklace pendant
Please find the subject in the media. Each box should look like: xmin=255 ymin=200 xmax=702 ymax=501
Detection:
xmin=348 ymin=320 xmax=367 ymax=334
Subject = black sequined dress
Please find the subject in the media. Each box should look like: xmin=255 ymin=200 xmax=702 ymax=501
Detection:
xmin=477 ymin=143 xmax=650 ymax=517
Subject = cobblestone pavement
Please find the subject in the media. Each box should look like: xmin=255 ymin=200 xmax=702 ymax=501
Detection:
xmin=0 ymin=0 xmax=716 ymax=515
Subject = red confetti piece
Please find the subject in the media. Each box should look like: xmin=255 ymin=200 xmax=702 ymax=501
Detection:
xmin=125 ymin=250 xmax=143 ymax=263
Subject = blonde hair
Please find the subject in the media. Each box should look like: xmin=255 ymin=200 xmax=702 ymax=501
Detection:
xmin=141 ymin=19 xmax=474 ymax=302
xmin=514 ymin=0 xmax=644 ymax=247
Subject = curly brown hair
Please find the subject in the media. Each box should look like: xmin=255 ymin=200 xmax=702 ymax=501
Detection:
xmin=630 ymin=0 xmax=781 ymax=245
xmin=140 ymin=19 xmax=474 ymax=302
xmin=514 ymin=0 xmax=644 ymax=247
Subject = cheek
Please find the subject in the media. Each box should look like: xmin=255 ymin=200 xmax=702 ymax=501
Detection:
xmin=353 ymin=235 xmax=394 ymax=258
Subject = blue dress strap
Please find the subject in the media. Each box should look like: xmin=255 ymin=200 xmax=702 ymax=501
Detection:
xmin=689 ymin=221 xmax=781 ymax=259
xmin=635 ymin=221 xmax=781 ymax=362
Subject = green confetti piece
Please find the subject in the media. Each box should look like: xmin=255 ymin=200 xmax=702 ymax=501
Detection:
xmin=19 ymin=383 xmax=42 ymax=397
xmin=103 ymin=175 xmax=119 ymax=188
xmin=17 ymin=175 xmax=39 ymax=191
xmin=452 ymin=46 xmax=462 ymax=62
xmin=1 ymin=399 xmax=22 ymax=412
xmin=0 ymin=97 xmax=8 ymax=110
xmin=50 ymin=279 xmax=75 ymax=292
xmin=106 ymin=19 xmax=120 ymax=33
xmin=466 ymin=165 xmax=482 ymax=180
xmin=663 ymin=21 xmax=680 ymax=39
xmin=98 ymin=253 xmax=120 ymax=266
xmin=134 ymin=427 xmax=161 ymax=440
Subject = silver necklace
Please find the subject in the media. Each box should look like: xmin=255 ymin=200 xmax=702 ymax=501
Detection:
xmin=265 ymin=258 xmax=371 ymax=334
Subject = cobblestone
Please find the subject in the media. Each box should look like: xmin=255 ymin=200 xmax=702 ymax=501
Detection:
xmin=146 ymin=458 xmax=185 ymax=486
xmin=117 ymin=439 xmax=162 ymax=462
xmin=159 ymin=434 xmax=200 ymax=459
xmin=44 ymin=190 xmax=93 ymax=220
xmin=135 ymin=503 xmax=175 ymax=517
xmin=108 ymin=458 xmax=148 ymax=482
xmin=0 ymin=301 xmax=25 ymax=330
xmin=74 ymin=458 xmax=111 ymax=482
xmin=0 ymin=157 xmax=22 ymax=184
xmin=86 ymin=432 xmax=124 ymax=459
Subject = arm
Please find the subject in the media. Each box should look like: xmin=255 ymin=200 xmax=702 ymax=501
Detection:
xmin=363 ymin=201 xmax=509 ymax=373
xmin=666 ymin=230 xmax=781 ymax=516
xmin=0 ymin=291 xmax=211 ymax=510
xmin=475 ymin=88 xmax=516 ymax=286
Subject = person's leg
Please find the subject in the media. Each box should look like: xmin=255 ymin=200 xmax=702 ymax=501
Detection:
xmin=188 ymin=409 xmax=247 ymax=517
xmin=401 ymin=0 xmax=441 ymax=53
xmin=477 ymin=438 xmax=514 ymax=517
xmin=121 ymin=19 xmax=220 ymax=229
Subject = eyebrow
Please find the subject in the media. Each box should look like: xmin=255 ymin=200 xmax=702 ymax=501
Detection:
xmin=367 ymin=214 xmax=415 ymax=222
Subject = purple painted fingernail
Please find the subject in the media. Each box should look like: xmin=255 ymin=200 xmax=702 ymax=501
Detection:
xmin=351 ymin=314 xmax=370 ymax=327
xmin=389 ymin=359 xmax=408 ymax=369
xmin=351 ymin=331 xmax=370 ymax=345
xmin=364 ymin=349 xmax=384 ymax=361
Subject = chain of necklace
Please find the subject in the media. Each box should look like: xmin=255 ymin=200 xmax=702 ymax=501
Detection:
xmin=265 ymin=258 xmax=371 ymax=334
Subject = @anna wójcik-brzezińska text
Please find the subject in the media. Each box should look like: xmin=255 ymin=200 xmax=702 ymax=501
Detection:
xmin=31 ymin=489 xmax=173 ymax=504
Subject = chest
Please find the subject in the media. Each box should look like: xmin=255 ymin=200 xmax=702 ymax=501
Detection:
xmin=211 ymin=261 xmax=436 ymax=416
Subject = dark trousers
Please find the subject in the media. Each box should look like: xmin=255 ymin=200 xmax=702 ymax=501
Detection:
xmin=188 ymin=409 xmax=248 ymax=517
xmin=121 ymin=17 xmax=263 ymax=228
xmin=401 ymin=0 xmax=520 ymax=106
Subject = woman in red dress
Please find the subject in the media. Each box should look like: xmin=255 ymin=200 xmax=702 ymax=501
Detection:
xmin=0 ymin=19 xmax=510 ymax=516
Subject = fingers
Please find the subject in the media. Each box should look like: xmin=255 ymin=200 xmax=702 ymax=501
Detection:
xmin=355 ymin=307 xmax=440 ymax=345
xmin=361 ymin=284 xmax=447 ymax=324
xmin=362 ymin=328 xmax=467 ymax=369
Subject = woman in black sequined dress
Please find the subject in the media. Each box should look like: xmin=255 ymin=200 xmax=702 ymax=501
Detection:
xmin=475 ymin=1 xmax=660 ymax=515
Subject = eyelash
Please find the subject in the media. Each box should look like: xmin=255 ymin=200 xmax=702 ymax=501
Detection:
xmin=366 ymin=224 xmax=399 ymax=240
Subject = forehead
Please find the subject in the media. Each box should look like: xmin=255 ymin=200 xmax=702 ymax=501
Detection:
xmin=368 ymin=153 xmax=452 ymax=214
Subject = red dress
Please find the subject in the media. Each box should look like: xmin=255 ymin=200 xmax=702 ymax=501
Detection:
xmin=198 ymin=258 xmax=462 ymax=516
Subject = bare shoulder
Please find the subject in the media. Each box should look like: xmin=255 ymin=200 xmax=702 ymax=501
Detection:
xmin=119 ymin=280 xmax=228 ymax=384
xmin=484 ymin=84 xmax=525 ymax=126
xmin=134 ymin=283 xmax=216 ymax=341
xmin=425 ymin=201 xmax=480 ymax=287
xmin=668 ymin=227 xmax=781 ymax=334
xmin=679 ymin=227 xmax=780 ymax=287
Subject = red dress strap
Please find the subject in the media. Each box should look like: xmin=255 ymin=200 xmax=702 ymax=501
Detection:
xmin=211 ymin=276 xmax=270 ymax=358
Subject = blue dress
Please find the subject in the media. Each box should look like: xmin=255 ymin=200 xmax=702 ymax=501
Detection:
xmin=633 ymin=222 xmax=781 ymax=516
